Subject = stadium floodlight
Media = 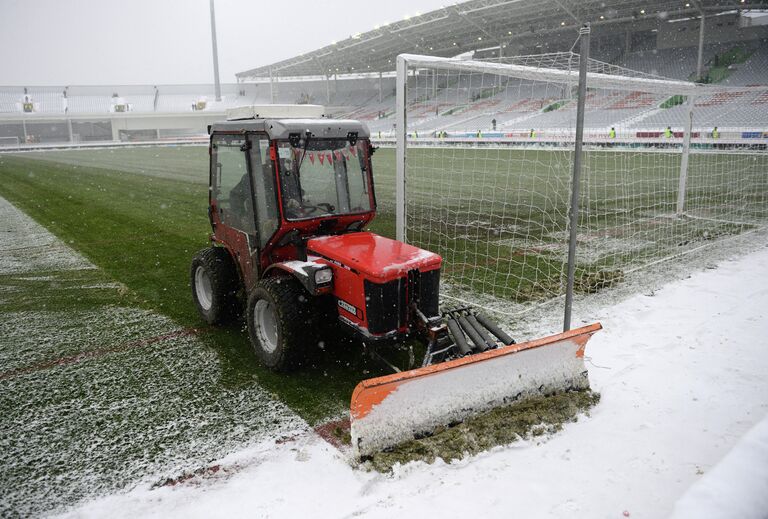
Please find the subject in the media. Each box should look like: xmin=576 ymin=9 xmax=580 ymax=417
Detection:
xmin=393 ymin=50 xmax=768 ymax=331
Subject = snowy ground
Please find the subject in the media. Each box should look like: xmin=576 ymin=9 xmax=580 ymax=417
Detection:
xmin=0 ymin=197 xmax=306 ymax=517
xmin=61 ymin=241 xmax=768 ymax=518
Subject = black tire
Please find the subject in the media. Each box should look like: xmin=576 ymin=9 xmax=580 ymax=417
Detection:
xmin=190 ymin=247 xmax=239 ymax=325
xmin=246 ymin=276 xmax=315 ymax=371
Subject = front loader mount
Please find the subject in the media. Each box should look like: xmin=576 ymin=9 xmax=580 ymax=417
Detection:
xmin=421 ymin=307 xmax=517 ymax=367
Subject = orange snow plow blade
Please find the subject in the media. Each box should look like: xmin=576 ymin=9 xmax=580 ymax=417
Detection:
xmin=350 ymin=322 xmax=602 ymax=457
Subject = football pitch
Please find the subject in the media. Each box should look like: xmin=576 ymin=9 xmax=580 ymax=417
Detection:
xmin=0 ymin=144 xmax=765 ymax=515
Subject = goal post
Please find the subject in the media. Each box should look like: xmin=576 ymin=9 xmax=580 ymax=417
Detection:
xmin=392 ymin=49 xmax=768 ymax=326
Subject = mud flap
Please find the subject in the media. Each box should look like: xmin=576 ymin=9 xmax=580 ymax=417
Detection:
xmin=350 ymin=322 xmax=602 ymax=458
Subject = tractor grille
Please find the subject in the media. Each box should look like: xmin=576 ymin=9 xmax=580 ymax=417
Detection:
xmin=364 ymin=278 xmax=407 ymax=334
xmin=417 ymin=268 xmax=440 ymax=318
xmin=364 ymin=268 xmax=441 ymax=334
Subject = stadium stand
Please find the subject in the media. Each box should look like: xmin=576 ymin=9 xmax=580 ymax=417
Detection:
xmin=1 ymin=0 xmax=766 ymax=144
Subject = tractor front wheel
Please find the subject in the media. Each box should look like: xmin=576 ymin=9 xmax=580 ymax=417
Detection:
xmin=190 ymin=247 xmax=238 ymax=325
xmin=247 ymin=276 xmax=313 ymax=371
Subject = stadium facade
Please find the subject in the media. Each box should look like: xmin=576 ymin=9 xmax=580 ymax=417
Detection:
xmin=1 ymin=0 xmax=767 ymax=147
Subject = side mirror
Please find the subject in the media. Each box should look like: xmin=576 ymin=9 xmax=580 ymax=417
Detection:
xmin=276 ymin=228 xmax=300 ymax=248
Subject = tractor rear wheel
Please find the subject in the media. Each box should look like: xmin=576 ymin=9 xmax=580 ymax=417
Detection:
xmin=190 ymin=247 xmax=238 ymax=325
xmin=247 ymin=276 xmax=313 ymax=371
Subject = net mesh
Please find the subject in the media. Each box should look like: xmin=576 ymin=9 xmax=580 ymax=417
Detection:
xmin=398 ymin=53 xmax=768 ymax=315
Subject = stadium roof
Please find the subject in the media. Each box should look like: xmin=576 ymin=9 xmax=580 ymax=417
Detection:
xmin=236 ymin=0 xmax=768 ymax=81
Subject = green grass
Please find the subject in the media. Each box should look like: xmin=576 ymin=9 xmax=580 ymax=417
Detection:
xmin=376 ymin=146 xmax=765 ymax=301
xmin=5 ymin=145 xmax=764 ymax=305
xmin=0 ymin=152 xmax=389 ymax=428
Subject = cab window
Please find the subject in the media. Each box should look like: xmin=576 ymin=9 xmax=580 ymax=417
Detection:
xmin=211 ymin=135 xmax=255 ymax=235
xmin=248 ymin=135 xmax=279 ymax=248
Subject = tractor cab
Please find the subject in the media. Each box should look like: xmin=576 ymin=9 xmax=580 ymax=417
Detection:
xmin=194 ymin=105 xmax=445 ymax=368
xmin=207 ymin=105 xmax=377 ymax=290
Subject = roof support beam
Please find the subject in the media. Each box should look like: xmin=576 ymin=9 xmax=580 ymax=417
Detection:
xmin=551 ymin=0 xmax=580 ymax=24
xmin=452 ymin=6 xmax=498 ymax=44
xmin=697 ymin=12 xmax=705 ymax=80
xmin=691 ymin=0 xmax=706 ymax=80
xmin=235 ymin=1 xmax=768 ymax=80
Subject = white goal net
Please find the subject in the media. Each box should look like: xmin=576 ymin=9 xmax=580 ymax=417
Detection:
xmin=394 ymin=51 xmax=768 ymax=318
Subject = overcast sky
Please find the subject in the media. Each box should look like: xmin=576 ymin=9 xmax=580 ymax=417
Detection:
xmin=0 ymin=0 xmax=449 ymax=86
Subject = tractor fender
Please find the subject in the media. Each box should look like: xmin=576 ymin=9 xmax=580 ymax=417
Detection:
xmin=262 ymin=258 xmax=333 ymax=295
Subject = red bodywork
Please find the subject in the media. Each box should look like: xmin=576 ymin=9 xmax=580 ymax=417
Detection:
xmin=307 ymin=232 xmax=441 ymax=336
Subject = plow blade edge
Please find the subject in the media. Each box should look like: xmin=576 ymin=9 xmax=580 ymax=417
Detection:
xmin=350 ymin=322 xmax=602 ymax=457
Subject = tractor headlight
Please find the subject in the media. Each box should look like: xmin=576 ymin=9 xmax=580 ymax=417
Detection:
xmin=314 ymin=268 xmax=333 ymax=285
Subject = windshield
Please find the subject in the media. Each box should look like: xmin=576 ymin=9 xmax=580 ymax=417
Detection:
xmin=277 ymin=138 xmax=372 ymax=220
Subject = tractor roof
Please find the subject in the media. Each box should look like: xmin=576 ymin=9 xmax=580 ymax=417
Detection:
xmin=209 ymin=118 xmax=370 ymax=140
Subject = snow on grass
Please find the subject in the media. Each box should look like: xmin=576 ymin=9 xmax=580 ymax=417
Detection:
xmin=0 ymin=196 xmax=94 ymax=274
xmin=1 ymin=317 xmax=306 ymax=518
xmin=0 ymin=307 xmax=177 ymax=374
xmin=60 ymin=241 xmax=768 ymax=519
xmin=0 ymin=196 xmax=306 ymax=517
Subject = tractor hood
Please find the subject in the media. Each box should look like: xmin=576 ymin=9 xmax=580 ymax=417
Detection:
xmin=307 ymin=232 xmax=441 ymax=282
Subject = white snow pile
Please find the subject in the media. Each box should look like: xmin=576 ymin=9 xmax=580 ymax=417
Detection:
xmin=60 ymin=243 xmax=768 ymax=518
xmin=670 ymin=415 xmax=768 ymax=519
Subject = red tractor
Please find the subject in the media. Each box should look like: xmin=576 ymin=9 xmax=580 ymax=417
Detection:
xmin=190 ymin=105 xmax=451 ymax=368
xmin=190 ymin=105 xmax=600 ymax=456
